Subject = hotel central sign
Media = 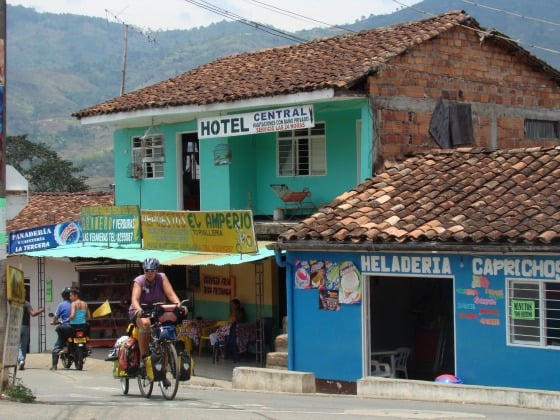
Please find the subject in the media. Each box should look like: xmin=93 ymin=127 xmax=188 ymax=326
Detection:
xmin=198 ymin=105 xmax=315 ymax=139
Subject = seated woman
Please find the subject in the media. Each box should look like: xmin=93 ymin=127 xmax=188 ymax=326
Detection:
xmin=60 ymin=289 xmax=91 ymax=354
xmin=222 ymin=298 xmax=246 ymax=361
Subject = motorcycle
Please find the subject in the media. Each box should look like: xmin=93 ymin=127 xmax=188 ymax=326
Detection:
xmin=49 ymin=313 xmax=92 ymax=370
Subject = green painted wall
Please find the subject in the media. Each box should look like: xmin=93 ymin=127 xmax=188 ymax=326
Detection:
xmin=113 ymin=98 xmax=371 ymax=214
xmin=114 ymin=121 xmax=194 ymax=209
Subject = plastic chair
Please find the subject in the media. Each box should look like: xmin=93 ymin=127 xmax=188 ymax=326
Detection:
xmin=198 ymin=321 xmax=227 ymax=356
xmin=370 ymin=360 xmax=392 ymax=377
xmin=394 ymin=347 xmax=411 ymax=379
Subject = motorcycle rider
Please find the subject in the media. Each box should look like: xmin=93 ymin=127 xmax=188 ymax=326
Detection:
xmin=129 ymin=258 xmax=181 ymax=365
xmin=50 ymin=287 xmax=73 ymax=370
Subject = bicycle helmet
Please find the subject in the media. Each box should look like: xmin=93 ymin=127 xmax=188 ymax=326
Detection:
xmin=61 ymin=286 xmax=73 ymax=300
xmin=143 ymin=257 xmax=160 ymax=271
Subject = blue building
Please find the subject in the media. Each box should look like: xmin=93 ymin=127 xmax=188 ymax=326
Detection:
xmin=271 ymin=147 xmax=560 ymax=391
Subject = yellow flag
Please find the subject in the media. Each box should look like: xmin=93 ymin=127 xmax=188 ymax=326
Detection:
xmin=92 ymin=299 xmax=111 ymax=318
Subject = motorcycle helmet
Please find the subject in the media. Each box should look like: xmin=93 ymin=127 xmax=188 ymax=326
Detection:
xmin=143 ymin=257 xmax=160 ymax=271
xmin=61 ymin=286 xmax=73 ymax=300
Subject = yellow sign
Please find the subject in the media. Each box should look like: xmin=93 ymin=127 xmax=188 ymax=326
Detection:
xmin=7 ymin=265 xmax=25 ymax=305
xmin=141 ymin=210 xmax=257 ymax=253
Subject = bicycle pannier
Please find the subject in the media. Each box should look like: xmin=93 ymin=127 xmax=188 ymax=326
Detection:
xmin=178 ymin=351 xmax=192 ymax=381
xmin=118 ymin=337 xmax=140 ymax=375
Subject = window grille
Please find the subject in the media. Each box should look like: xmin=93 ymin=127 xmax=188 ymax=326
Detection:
xmin=524 ymin=119 xmax=559 ymax=139
xmin=507 ymin=280 xmax=560 ymax=347
xmin=131 ymin=134 xmax=165 ymax=179
xmin=277 ymin=123 xmax=326 ymax=177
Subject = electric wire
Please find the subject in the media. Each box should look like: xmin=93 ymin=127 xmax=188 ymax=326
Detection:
xmin=244 ymin=0 xmax=356 ymax=33
xmin=460 ymin=0 xmax=560 ymax=28
xmin=182 ymin=0 xmax=308 ymax=43
xmin=391 ymin=0 xmax=560 ymax=55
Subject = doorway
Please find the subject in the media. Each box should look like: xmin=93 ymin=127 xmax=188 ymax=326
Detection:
xmin=367 ymin=276 xmax=455 ymax=380
xmin=181 ymin=132 xmax=200 ymax=210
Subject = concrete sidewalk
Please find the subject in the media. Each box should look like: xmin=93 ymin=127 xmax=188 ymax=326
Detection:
xmin=10 ymin=350 xmax=233 ymax=390
xmin=5 ymin=350 xmax=560 ymax=413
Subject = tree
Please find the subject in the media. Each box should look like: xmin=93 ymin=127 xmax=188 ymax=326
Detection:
xmin=6 ymin=135 xmax=88 ymax=192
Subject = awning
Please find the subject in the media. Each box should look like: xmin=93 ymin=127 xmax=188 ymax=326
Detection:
xmin=10 ymin=242 xmax=275 ymax=266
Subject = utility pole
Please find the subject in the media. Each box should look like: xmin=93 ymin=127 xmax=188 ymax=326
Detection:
xmin=105 ymin=9 xmax=156 ymax=96
xmin=0 ymin=0 xmax=8 ymax=390
xmin=121 ymin=24 xmax=128 ymax=96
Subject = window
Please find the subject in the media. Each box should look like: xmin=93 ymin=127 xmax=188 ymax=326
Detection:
xmin=277 ymin=123 xmax=326 ymax=177
xmin=131 ymin=135 xmax=165 ymax=179
xmin=508 ymin=280 xmax=560 ymax=347
xmin=525 ymin=119 xmax=559 ymax=139
xmin=429 ymin=99 xmax=474 ymax=148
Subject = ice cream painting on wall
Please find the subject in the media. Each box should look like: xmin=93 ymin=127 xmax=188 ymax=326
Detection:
xmin=338 ymin=261 xmax=362 ymax=304
xmin=295 ymin=260 xmax=311 ymax=289
xmin=294 ymin=259 xmax=362 ymax=307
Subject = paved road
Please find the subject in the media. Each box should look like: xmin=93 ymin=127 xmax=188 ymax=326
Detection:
xmin=3 ymin=352 xmax=560 ymax=419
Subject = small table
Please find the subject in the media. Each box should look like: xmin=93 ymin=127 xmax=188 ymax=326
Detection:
xmin=371 ymin=349 xmax=399 ymax=378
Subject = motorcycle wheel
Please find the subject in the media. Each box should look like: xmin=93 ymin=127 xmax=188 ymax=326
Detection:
xmin=60 ymin=354 xmax=72 ymax=369
xmin=120 ymin=378 xmax=129 ymax=395
xmin=75 ymin=349 xmax=84 ymax=370
xmin=159 ymin=342 xmax=179 ymax=400
xmin=137 ymin=372 xmax=153 ymax=398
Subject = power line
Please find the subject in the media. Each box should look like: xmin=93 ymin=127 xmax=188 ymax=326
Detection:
xmin=245 ymin=0 xmax=356 ymax=34
xmin=460 ymin=0 xmax=560 ymax=28
xmin=390 ymin=0 xmax=560 ymax=55
xmin=104 ymin=9 xmax=157 ymax=43
xmin=182 ymin=0 xmax=308 ymax=43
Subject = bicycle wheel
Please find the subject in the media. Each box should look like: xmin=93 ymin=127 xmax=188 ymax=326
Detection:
xmin=137 ymin=368 xmax=153 ymax=398
xmin=120 ymin=378 xmax=129 ymax=395
xmin=159 ymin=342 xmax=179 ymax=400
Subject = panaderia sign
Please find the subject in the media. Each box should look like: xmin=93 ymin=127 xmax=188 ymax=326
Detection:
xmin=198 ymin=105 xmax=315 ymax=139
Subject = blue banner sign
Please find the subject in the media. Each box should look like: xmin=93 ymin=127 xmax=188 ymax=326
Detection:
xmin=8 ymin=221 xmax=82 ymax=254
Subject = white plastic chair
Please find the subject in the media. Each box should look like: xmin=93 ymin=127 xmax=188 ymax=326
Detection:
xmin=370 ymin=359 xmax=392 ymax=377
xmin=394 ymin=347 xmax=411 ymax=379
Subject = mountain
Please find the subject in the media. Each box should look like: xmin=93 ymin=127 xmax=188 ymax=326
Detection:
xmin=7 ymin=2 xmax=560 ymax=189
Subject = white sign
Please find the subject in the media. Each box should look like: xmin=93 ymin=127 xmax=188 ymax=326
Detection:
xmin=198 ymin=105 xmax=315 ymax=139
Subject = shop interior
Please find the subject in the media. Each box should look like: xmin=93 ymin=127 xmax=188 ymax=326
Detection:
xmin=368 ymin=275 xmax=455 ymax=380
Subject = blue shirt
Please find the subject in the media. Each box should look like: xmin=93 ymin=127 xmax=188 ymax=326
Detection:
xmin=55 ymin=300 xmax=72 ymax=325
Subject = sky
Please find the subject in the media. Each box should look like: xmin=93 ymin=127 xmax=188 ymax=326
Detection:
xmin=8 ymin=0 xmax=420 ymax=32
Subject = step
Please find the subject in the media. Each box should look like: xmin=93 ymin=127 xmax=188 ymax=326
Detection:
xmin=274 ymin=334 xmax=288 ymax=352
xmin=266 ymin=352 xmax=287 ymax=370
xmin=233 ymin=366 xmax=315 ymax=393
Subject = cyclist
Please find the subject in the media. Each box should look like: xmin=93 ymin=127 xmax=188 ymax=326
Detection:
xmin=129 ymin=257 xmax=181 ymax=364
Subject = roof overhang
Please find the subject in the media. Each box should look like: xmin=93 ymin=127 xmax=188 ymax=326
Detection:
xmin=268 ymin=240 xmax=560 ymax=254
xmin=10 ymin=241 xmax=276 ymax=266
xmin=78 ymin=89 xmax=338 ymax=129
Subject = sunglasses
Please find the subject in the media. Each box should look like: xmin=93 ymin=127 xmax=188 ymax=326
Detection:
xmin=145 ymin=269 xmax=156 ymax=273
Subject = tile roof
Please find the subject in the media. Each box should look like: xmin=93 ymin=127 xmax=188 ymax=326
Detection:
xmin=277 ymin=147 xmax=560 ymax=249
xmin=74 ymin=10 xmax=476 ymax=120
xmin=7 ymin=192 xmax=114 ymax=233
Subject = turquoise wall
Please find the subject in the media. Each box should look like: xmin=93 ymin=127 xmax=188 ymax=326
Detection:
xmin=114 ymin=121 xmax=193 ymax=209
xmin=113 ymin=99 xmax=371 ymax=214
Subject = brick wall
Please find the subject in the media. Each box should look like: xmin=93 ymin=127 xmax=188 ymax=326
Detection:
xmin=368 ymin=25 xmax=560 ymax=161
